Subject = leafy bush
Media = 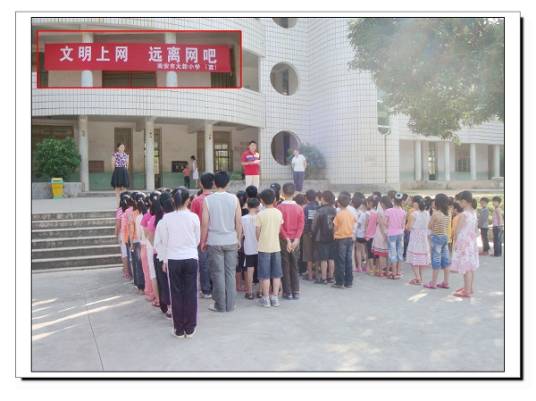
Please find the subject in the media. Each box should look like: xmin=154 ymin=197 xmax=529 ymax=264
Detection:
xmin=287 ymin=142 xmax=327 ymax=179
xmin=35 ymin=137 xmax=81 ymax=179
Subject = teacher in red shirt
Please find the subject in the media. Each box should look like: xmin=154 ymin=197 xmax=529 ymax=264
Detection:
xmin=241 ymin=140 xmax=261 ymax=188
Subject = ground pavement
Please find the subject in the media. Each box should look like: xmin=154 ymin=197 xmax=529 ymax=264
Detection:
xmin=31 ymin=255 xmax=504 ymax=372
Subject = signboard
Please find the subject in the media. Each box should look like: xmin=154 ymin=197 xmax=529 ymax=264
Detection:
xmin=44 ymin=43 xmax=232 ymax=72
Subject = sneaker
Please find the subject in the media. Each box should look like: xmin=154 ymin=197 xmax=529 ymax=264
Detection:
xmin=185 ymin=328 xmax=196 ymax=338
xmin=314 ymin=279 xmax=328 ymax=285
xmin=327 ymin=278 xmax=335 ymax=284
xmin=208 ymin=304 xmax=224 ymax=312
xmin=165 ymin=311 xmax=173 ymax=319
xmin=283 ymin=293 xmax=293 ymax=300
xmin=172 ymin=329 xmax=184 ymax=338
xmin=344 ymin=284 xmax=353 ymax=289
xmin=259 ymin=297 xmax=271 ymax=308
xmin=331 ymin=284 xmax=345 ymax=289
xmin=292 ymin=293 xmax=300 ymax=300
xmin=200 ymin=292 xmax=212 ymax=299
xmin=270 ymin=295 xmax=280 ymax=307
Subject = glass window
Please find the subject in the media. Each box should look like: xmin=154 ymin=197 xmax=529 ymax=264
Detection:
xmin=271 ymin=131 xmax=300 ymax=165
xmin=272 ymin=18 xmax=298 ymax=28
xmin=214 ymin=143 xmax=231 ymax=171
xmin=455 ymin=144 xmax=470 ymax=172
xmin=377 ymin=91 xmax=391 ymax=135
xmin=102 ymin=71 xmax=156 ymax=88
xmin=33 ymin=52 xmax=48 ymax=87
xmin=270 ymin=63 xmax=298 ymax=95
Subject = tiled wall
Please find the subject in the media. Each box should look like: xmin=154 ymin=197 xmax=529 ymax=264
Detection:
xmin=32 ymin=17 xmax=505 ymax=187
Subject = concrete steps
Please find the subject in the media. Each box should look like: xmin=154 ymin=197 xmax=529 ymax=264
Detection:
xmin=32 ymin=217 xmax=116 ymax=230
xmin=31 ymin=211 xmax=122 ymax=271
xmin=32 ymin=235 xmax=119 ymax=249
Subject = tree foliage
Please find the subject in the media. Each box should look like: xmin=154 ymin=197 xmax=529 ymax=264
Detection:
xmin=35 ymin=137 xmax=81 ymax=179
xmin=348 ymin=18 xmax=504 ymax=139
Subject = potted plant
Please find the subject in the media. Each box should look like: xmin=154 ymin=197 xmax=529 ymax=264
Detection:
xmin=35 ymin=137 xmax=81 ymax=199
xmin=287 ymin=142 xmax=327 ymax=179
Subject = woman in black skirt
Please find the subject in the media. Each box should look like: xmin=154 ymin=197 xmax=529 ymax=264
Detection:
xmin=111 ymin=143 xmax=130 ymax=205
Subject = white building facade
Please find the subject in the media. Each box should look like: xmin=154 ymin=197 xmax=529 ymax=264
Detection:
xmin=31 ymin=17 xmax=504 ymax=193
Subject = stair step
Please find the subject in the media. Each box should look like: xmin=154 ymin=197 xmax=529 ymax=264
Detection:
xmin=32 ymin=217 xmax=116 ymax=229
xmin=32 ymin=264 xmax=123 ymax=274
xmin=32 ymin=211 xmax=116 ymax=221
xmin=32 ymin=235 xmax=119 ymax=249
xmin=32 ymin=244 xmax=120 ymax=259
xmin=32 ymin=254 xmax=122 ymax=270
xmin=32 ymin=226 xmax=116 ymax=239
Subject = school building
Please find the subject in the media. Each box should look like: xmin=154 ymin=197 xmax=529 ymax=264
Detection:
xmin=31 ymin=17 xmax=504 ymax=196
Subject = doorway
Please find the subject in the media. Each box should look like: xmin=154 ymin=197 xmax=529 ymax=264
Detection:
xmin=197 ymin=131 xmax=233 ymax=172
xmin=114 ymin=128 xmax=133 ymax=179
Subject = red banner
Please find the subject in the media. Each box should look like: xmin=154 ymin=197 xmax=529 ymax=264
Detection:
xmin=44 ymin=43 xmax=232 ymax=72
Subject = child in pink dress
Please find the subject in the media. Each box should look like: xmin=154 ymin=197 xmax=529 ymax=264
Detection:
xmin=115 ymin=193 xmax=133 ymax=280
xmin=450 ymin=191 xmax=480 ymax=298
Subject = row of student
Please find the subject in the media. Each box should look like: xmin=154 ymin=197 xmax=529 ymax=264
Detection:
xmin=114 ymin=174 xmax=503 ymax=337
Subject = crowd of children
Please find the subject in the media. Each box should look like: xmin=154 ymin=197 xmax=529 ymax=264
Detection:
xmin=114 ymin=171 xmax=504 ymax=338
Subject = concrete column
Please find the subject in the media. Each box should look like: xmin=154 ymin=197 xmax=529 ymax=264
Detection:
xmin=470 ymin=143 xmax=477 ymax=181
xmin=414 ymin=140 xmax=422 ymax=181
xmin=444 ymin=141 xmax=451 ymax=181
xmin=78 ymin=115 xmax=89 ymax=192
xmin=145 ymin=117 xmax=155 ymax=191
xmin=81 ymin=32 xmax=93 ymax=87
xmin=494 ymin=144 xmax=501 ymax=178
xmin=164 ymin=32 xmax=178 ymax=87
xmin=204 ymin=121 xmax=214 ymax=172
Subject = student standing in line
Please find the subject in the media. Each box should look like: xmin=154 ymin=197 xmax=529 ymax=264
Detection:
xmin=242 ymin=197 xmax=261 ymax=300
xmin=190 ymin=173 xmax=215 ymax=299
xmin=491 ymin=196 xmax=504 ymax=257
xmin=450 ymin=191 xmax=480 ymax=298
xmin=302 ymin=189 xmax=320 ymax=281
xmin=143 ymin=191 xmax=162 ymax=308
xmin=200 ymin=171 xmax=243 ymax=313
xmin=154 ymin=191 xmax=175 ymax=319
xmin=160 ymin=187 xmax=200 ymax=338
xmin=384 ymin=192 xmax=407 ymax=279
xmin=312 ymin=191 xmax=337 ymax=284
xmin=405 ymin=195 xmax=431 ymax=286
xmin=332 ymin=193 xmax=356 ymax=289
xmin=256 ymin=189 xmax=284 ymax=307
xmin=424 ymin=193 xmax=451 ymax=289
xmin=477 ymin=197 xmax=490 ymax=255
xmin=277 ymin=182 xmax=305 ymax=300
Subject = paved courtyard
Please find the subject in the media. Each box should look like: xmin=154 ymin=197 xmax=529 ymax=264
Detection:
xmin=31 ymin=255 xmax=504 ymax=372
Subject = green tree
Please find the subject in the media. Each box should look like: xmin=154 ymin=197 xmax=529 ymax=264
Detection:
xmin=348 ymin=18 xmax=504 ymax=139
xmin=35 ymin=137 xmax=81 ymax=179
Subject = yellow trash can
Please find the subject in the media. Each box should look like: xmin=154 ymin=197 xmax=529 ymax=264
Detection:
xmin=50 ymin=177 xmax=64 ymax=199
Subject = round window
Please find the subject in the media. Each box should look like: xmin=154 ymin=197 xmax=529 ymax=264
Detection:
xmin=272 ymin=18 xmax=297 ymax=28
xmin=271 ymin=131 xmax=301 ymax=166
xmin=270 ymin=63 xmax=299 ymax=96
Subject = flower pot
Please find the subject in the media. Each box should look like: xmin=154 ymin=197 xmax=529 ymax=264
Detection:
xmin=50 ymin=177 xmax=64 ymax=199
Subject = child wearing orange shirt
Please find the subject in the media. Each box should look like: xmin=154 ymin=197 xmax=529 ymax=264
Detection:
xmin=332 ymin=193 xmax=357 ymax=289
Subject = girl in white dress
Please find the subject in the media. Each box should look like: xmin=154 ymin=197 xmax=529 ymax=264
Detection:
xmin=406 ymin=195 xmax=431 ymax=285
xmin=450 ymin=191 xmax=480 ymax=298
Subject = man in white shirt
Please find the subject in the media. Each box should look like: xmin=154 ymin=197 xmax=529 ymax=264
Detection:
xmin=291 ymin=148 xmax=307 ymax=192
